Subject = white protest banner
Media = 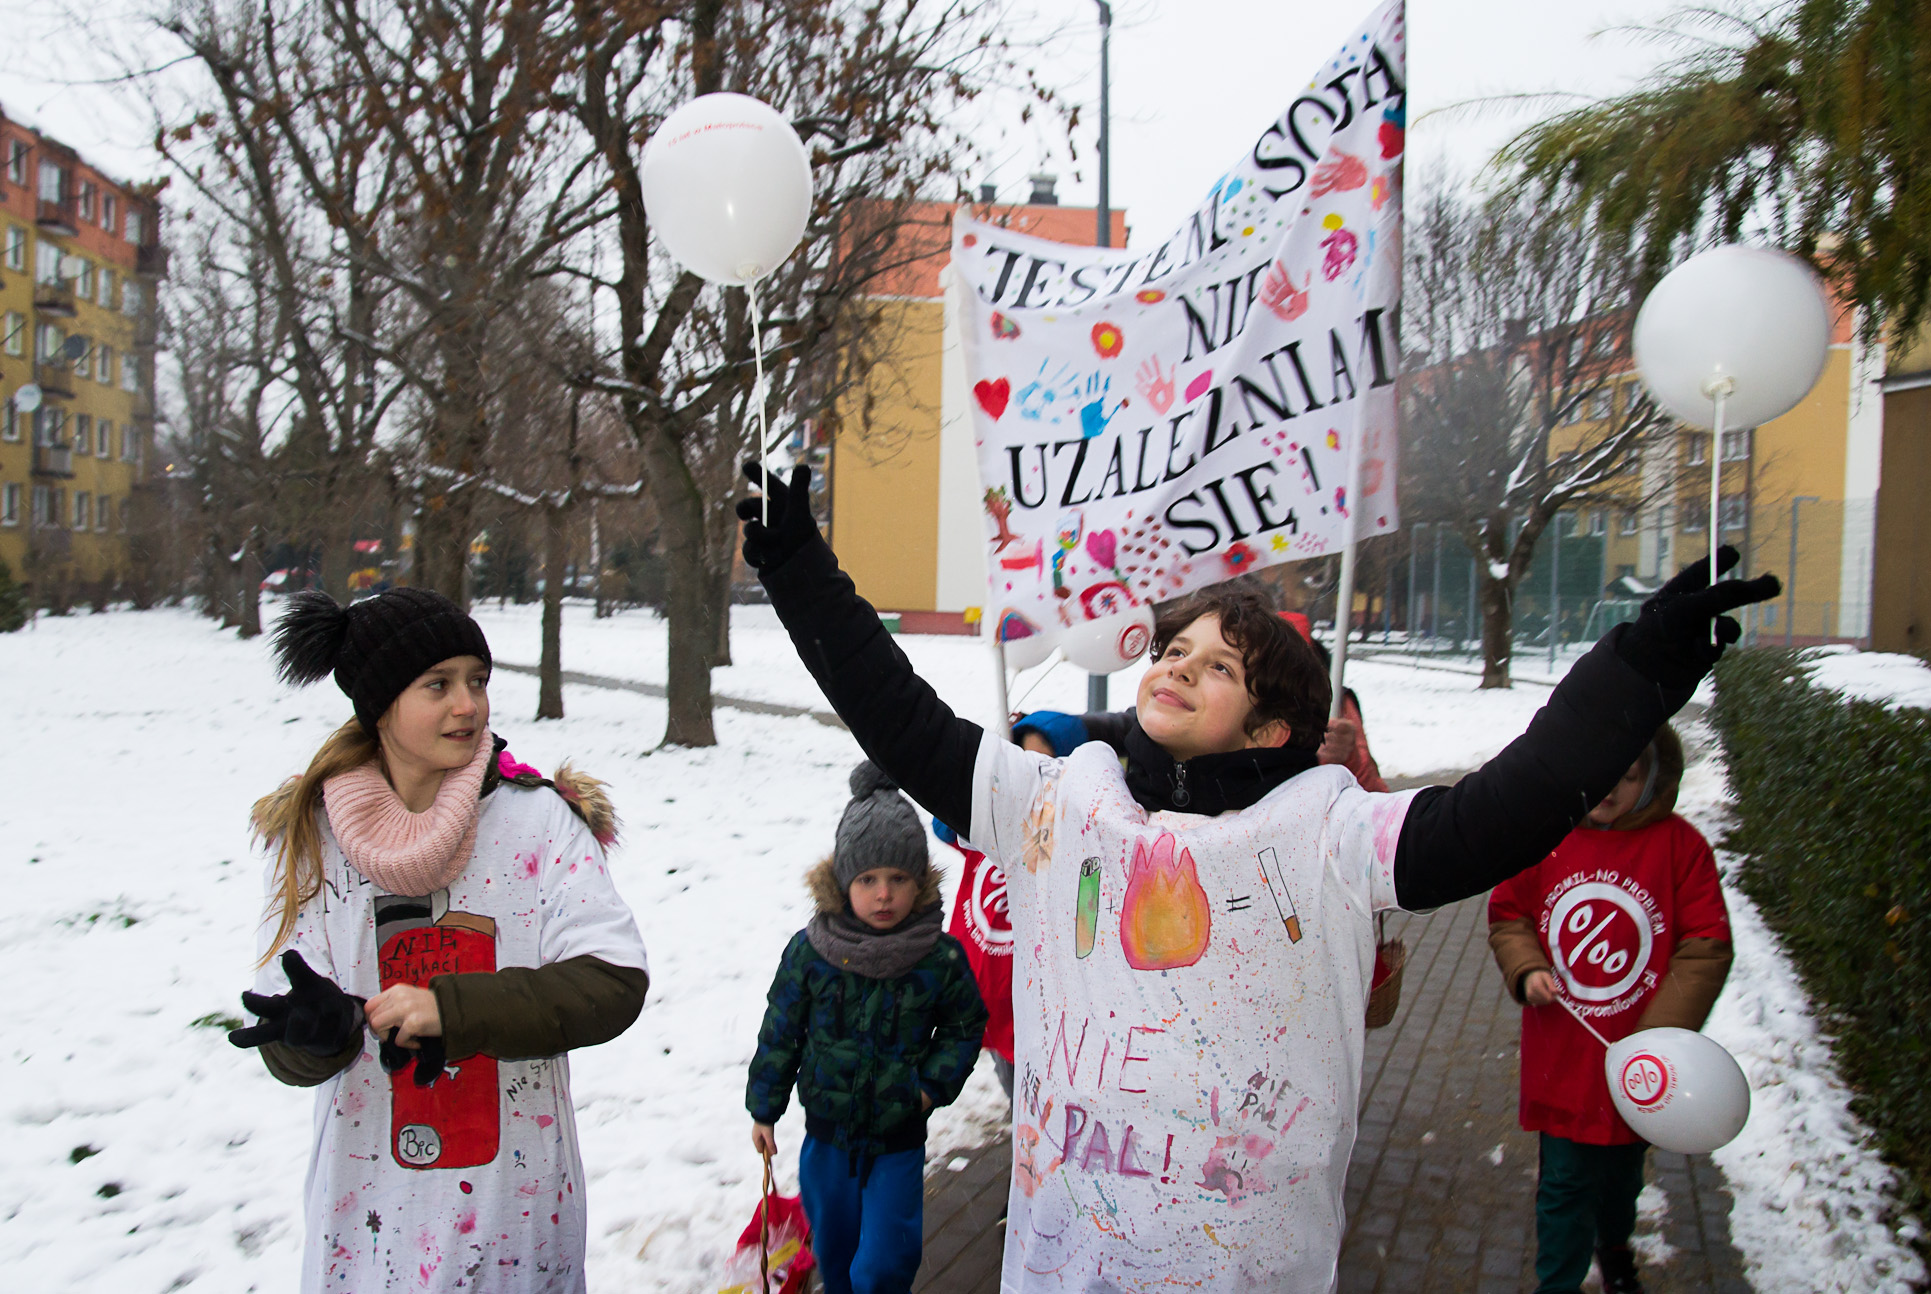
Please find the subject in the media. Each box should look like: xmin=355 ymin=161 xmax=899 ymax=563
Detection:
xmin=957 ymin=0 xmax=1404 ymax=661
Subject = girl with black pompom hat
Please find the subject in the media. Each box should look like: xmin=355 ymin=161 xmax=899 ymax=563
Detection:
xmin=228 ymin=587 xmax=649 ymax=1293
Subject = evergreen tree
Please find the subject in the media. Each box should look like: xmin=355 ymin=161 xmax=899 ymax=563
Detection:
xmin=0 ymin=559 xmax=29 ymax=633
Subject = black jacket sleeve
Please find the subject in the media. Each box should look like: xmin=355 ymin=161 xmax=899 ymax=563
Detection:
xmin=1391 ymin=624 xmax=1690 ymax=911
xmin=759 ymin=533 xmax=984 ymax=835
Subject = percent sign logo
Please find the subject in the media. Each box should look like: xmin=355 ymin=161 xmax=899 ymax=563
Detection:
xmin=1547 ymin=882 xmax=1654 ymax=1004
xmin=1619 ymin=1052 xmax=1675 ymax=1110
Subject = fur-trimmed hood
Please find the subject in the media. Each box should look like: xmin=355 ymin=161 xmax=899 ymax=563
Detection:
xmin=1610 ymin=724 xmax=1684 ymax=832
xmin=486 ymin=738 xmax=619 ymax=847
xmin=806 ymin=855 xmax=944 ymax=916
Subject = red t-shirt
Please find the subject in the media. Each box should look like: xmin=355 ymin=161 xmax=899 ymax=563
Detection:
xmin=945 ymin=843 xmax=1014 ymax=1062
xmin=1488 ymin=815 xmax=1730 ymax=1144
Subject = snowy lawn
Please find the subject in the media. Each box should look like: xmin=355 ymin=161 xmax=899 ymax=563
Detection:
xmin=0 ymin=602 xmax=1914 ymax=1291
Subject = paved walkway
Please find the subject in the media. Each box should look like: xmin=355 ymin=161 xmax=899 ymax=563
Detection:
xmin=915 ymin=895 xmax=1752 ymax=1294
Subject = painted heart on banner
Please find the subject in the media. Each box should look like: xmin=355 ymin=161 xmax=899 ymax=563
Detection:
xmin=975 ymin=378 xmax=1010 ymax=419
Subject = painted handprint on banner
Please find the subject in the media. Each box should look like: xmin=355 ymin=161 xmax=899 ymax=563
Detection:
xmin=1078 ymin=374 xmax=1123 ymax=440
xmin=1259 ymin=263 xmax=1311 ymax=323
xmin=1310 ymin=151 xmax=1368 ymax=197
xmin=1134 ymin=357 xmax=1177 ymax=414
xmin=1016 ymin=360 xmax=1084 ymax=425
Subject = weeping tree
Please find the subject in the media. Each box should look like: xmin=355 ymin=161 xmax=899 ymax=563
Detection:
xmin=1500 ymin=0 xmax=1931 ymax=339
xmin=1400 ymin=181 xmax=1674 ymax=687
xmin=559 ymin=0 xmax=1058 ymax=746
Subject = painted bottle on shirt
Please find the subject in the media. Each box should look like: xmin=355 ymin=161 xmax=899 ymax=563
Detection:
xmin=1120 ymin=831 xmax=1211 ymax=970
xmin=375 ymin=893 xmax=501 ymax=1171
xmin=1075 ymin=858 xmax=1101 ymax=958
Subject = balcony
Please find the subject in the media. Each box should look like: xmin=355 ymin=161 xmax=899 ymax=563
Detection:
xmin=36 ymin=199 xmax=78 ymax=237
xmin=31 ymin=523 xmax=72 ymax=558
xmin=35 ymin=362 xmax=75 ymax=398
xmin=135 ymin=243 xmax=170 ymax=278
xmin=33 ymin=281 xmax=76 ymax=318
xmin=32 ymin=442 xmax=74 ymax=477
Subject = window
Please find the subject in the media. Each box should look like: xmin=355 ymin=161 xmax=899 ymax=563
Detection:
xmin=3 ymin=226 xmax=23 ymax=271
xmin=94 ymin=493 xmax=109 ymax=531
xmin=72 ymin=491 xmax=89 ymax=532
xmin=121 ymin=279 xmax=143 ymax=317
xmin=121 ymin=356 xmax=139 ymax=393
xmin=33 ymin=407 xmax=65 ymax=446
xmin=6 ymin=140 xmax=25 ymax=186
xmin=99 ymin=268 xmax=115 ymax=310
xmin=74 ymin=414 xmax=92 ymax=455
xmin=72 ymin=340 xmax=90 ymax=381
xmin=1720 ymin=495 xmax=1748 ymax=532
xmin=1 ymin=403 xmax=16 ymax=442
xmin=1619 ymin=509 xmax=1639 ymax=536
xmin=78 ymin=181 xmax=96 ymax=222
xmin=1682 ymin=501 xmax=1708 ymax=533
xmin=1686 ymin=433 xmax=1708 ymax=466
xmin=125 ymin=209 xmax=145 ymax=245
xmin=2 ymin=311 xmax=23 ymax=356
xmin=37 ymin=322 xmax=64 ymax=361
xmin=77 ymin=260 xmax=95 ymax=301
xmin=35 ymin=240 xmax=61 ymax=284
xmin=37 ymin=160 xmax=63 ymax=204
xmin=31 ymin=484 xmax=55 ymax=527
xmin=118 ymin=422 xmax=134 ymax=461
xmin=1722 ymin=428 xmax=1753 ymax=462
xmin=101 ymin=194 xmax=116 ymax=235
xmin=119 ymin=498 xmax=132 ymax=532
xmin=96 ymin=344 xmax=113 ymax=384
xmin=0 ymin=482 xmax=18 ymax=527
xmin=1588 ymin=388 xmax=1615 ymax=421
xmin=95 ymin=418 xmax=109 ymax=457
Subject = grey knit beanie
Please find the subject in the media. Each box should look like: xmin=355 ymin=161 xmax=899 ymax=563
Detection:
xmin=832 ymin=761 xmax=930 ymax=892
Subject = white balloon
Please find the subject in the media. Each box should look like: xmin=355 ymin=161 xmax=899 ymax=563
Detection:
xmin=1061 ymin=604 xmax=1157 ymax=675
xmin=1633 ymin=245 xmax=1832 ymax=431
xmin=1603 ymin=1027 xmax=1751 ymax=1154
xmin=639 ymin=94 xmax=813 ymax=286
xmin=989 ymin=607 xmax=1055 ymax=671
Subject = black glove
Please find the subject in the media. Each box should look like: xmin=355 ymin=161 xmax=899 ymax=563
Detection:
xmin=229 ymin=950 xmax=366 ymax=1056
xmin=378 ymin=1029 xmax=448 ymax=1088
xmin=735 ymin=461 xmax=819 ymax=570
xmin=1615 ymin=546 xmax=1782 ymax=690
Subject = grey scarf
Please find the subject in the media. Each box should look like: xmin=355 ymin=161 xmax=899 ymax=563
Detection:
xmin=806 ymin=904 xmax=944 ymax=980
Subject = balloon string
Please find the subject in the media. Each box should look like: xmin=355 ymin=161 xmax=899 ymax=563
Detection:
xmin=1554 ymin=992 xmax=1614 ymax=1049
xmin=748 ymin=275 xmax=771 ymax=529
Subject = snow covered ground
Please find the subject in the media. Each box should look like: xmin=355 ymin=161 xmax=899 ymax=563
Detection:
xmin=0 ymin=602 xmax=1918 ymax=1291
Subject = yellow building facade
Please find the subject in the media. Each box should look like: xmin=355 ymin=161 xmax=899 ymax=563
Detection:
xmin=0 ymin=110 xmax=165 ymax=596
xmin=1551 ymin=307 xmax=1880 ymax=647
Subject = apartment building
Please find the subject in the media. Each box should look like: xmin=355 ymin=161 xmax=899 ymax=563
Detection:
xmin=0 ymin=107 xmax=166 ymax=595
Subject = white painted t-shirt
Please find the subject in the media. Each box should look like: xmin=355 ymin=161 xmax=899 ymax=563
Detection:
xmin=970 ymin=736 xmax=1420 ymax=1294
xmin=253 ymin=782 xmax=648 ymax=1294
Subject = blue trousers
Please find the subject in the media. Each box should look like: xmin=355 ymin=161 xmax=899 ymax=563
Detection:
xmin=797 ymin=1136 xmax=924 ymax=1294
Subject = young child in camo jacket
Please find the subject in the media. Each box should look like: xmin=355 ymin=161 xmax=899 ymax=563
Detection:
xmin=1489 ymin=725 xmax=1733 ymax=1294
xmin=747 ymin=762 xmax=989 ymax=1294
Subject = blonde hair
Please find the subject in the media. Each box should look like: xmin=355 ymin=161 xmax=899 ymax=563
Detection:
xmin=250 ymin=718 xmax=380 ymax=963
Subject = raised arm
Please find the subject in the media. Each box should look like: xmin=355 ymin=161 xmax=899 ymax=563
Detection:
xmin=1391 ymin=548 xmax=1778 ymax=910
xmin=739 ymin=463 xmax=983 ymax=835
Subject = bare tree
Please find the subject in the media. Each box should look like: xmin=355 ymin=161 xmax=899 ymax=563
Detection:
xmin=1400 ymin=181 xmax=1674 ymax=687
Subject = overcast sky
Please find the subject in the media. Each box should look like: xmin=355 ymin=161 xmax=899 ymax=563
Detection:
xmin=0 ymin=0 xmax=1693 ymax=245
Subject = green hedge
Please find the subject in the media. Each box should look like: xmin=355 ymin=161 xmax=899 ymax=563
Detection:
xmin=1712 ymin=647 xmax=1931 ymax=1217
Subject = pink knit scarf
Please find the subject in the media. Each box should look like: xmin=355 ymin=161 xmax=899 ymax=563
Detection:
xmin=323 ymin=735 xmax=494 ymax=896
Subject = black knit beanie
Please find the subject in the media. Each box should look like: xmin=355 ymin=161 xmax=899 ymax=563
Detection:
xmin=832 ymin=762 xmax=931 ymax=892
xmin=270 ymin=588 xmax=493 ymax=734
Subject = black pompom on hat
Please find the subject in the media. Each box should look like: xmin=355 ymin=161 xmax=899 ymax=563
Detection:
xmin=271 ymin=588 xmax=492 ymax=734
xmin=831 ymin=761 xmax=930 ymax=894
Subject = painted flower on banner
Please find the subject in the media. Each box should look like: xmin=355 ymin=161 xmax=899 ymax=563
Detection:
xmin=1135 ymin=289 xmax=1166 ymax=304
xmin=991 ymin=312 xmax=1021 ymax=340
xmin=1320 ymin=215 xmax=1358 ymax=281
xmin=1326 ymin=429 xmax=1341 ymax=451
xmin=1223 ymin=541 xmax=1259 ymax=574
xmin=1091 ymin=322 xmax=1125 ymax=359
xmin=1379 ymin=102 xmax=1406 ymax=160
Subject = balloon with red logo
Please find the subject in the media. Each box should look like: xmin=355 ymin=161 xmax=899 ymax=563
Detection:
xmin=1062 ymin=603 xmax=1156 ymax=675
xmin=1604 ymin=1027 xmax=1750 ymax=1154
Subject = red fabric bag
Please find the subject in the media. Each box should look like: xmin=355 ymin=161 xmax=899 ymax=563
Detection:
xmin=717 ymin=1156 xmax=815 ymax=1294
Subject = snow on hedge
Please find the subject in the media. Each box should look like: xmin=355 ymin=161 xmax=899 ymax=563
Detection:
xmin=1801 ymin=645 xmax=1931 ymax=712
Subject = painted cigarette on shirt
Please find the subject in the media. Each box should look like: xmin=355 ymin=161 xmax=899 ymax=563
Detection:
xmin=1075 ymin=858 xmax=1101 ymax=958
xmin=1258 ymin=847 xmax=1303 ymax=943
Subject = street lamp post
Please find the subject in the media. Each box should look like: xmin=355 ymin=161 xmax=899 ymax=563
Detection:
xmin=1786 ymin=495 xmax=1818 ymax=647
xmin=1087 ymin=0 xmax=1114 ymax=716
